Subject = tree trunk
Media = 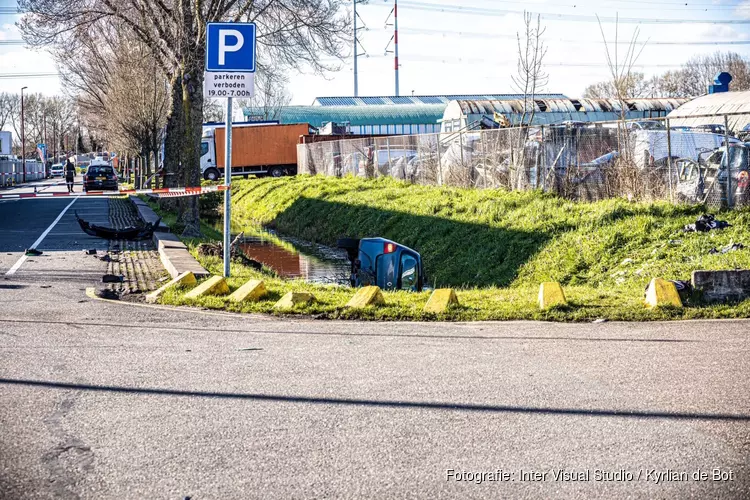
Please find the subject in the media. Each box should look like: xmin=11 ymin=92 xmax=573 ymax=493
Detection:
xmin=160 ymin=75 xmax=185 ymax=213
xmin=144 ymin=151 xmax=151 ymax=187
xmin=177 ymin=60 xmax=205 ymax=238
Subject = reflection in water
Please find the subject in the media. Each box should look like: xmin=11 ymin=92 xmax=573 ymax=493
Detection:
xmin=237 ymin=232 xmax=351 ymax=285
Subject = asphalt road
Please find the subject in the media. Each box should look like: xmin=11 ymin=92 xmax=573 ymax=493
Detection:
xmin=1 ymin=178 xmax=749 ymax=499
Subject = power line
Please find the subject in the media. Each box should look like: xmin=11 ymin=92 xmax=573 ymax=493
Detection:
xmin=397 ymin=1 xmax=750 ymax=24
xmin=399 ymin=26 xmax=750 ymax=46
xmin=428 ymin=0 xmax=739 ymax=7
xmin=0 ymin=40 xmax=27 ymax=46
xmin=0 ymin=73 xmax=60 ymax=79
xmin=403 ymin=55 xmax=686 ymax=67
xmin=404 ymin=0 xmax=740 ymax=10
xmin=347 ymin=53 xmax=686 ymax=68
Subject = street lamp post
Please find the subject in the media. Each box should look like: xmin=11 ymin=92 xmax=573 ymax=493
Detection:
xmin=21 ymin=86 xmax=27 ymax=183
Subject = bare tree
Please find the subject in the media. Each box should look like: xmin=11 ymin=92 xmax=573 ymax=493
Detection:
xmin=107 ymin=37 xmax=170 ymax=184
xmin=20 ymin=0 xmax=350 ymax=236
xmin=679 ymin=51 xmax=750 ymax=95
xmin=511 ymin=11 xmax=548 ymax=128
xmin=583 ymin=72 xmax=652 ymax=99
xmin=596 ymin=15 xmax=648 ymax=108
xmin=203 ymin=99 xmax=225 ymax=123
xmin=0 ymin=92 xmax=19 ymax=132
xmin=584 ymin=50 xmax=750 ymax=99
xmin=56 ymin=20 xmax=170 ymax=182
xmin=238 ymin=71 xmax=291 ymax=122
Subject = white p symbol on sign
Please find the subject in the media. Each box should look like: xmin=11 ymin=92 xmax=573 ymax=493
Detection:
xmin=218 ymin=29 xmax=244 ymax=65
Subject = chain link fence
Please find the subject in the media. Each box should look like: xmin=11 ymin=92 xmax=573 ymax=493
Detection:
xmin=297 ymin=113 xmax=750 ymax=209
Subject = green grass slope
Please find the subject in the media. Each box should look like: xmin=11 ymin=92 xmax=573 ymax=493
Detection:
xmin=229 ymin=176 xmax=750 ymax=296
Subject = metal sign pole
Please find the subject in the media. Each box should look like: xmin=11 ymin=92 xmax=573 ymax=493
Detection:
xmin=223 ymin=97 xmax=233 ymax=278
xmin=205 ymin=22 xmax=256 ymax=278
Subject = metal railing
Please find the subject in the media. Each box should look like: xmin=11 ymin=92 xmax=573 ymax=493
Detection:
xmin=296 ymin=112 xmax=750 ymax=208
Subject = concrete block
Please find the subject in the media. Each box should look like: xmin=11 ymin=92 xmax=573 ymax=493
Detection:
xmin=692 ymin=270 xmax=750 ymax=303
xmin=645 ymin=278 xmax=682 ymax=308
xmin=346 ymin=286 xmax=385 ymax=308
xmin=153 ymin=232 xmax=210 ymax=280
xmin=274 ymin=291 xmax=315 ymax=309
xmin=538 ymin=282 xmax=567 ymax=309
xmin=145 ymin=271 xmax=197 ymax=304
xmin=128 ymin=195 xmax=169 ymax=232
xmin=423 ymin=288 xmax=459 ymax=314
xmin=229 ymin=279 xmax=267 ymax=303
xmin=184 ymin=275 xmax=230 ymax=299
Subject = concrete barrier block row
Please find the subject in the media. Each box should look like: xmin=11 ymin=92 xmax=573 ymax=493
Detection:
xmin=149 ymin=276 xmax=465 ymax=314
xmin=151 ymin=273 xmax=750 ymax=312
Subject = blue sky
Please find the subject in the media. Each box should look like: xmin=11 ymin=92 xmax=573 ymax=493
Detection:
xmin=1 ymin=0 xmax=750 ymax=103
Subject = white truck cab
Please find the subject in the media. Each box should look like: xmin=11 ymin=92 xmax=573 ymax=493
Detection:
xmin=200 ymin=130 xmax=219 ymax=180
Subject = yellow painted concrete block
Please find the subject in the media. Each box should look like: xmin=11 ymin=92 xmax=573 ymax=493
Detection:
xmin=423 ymin=288 xmax=459 ymax=314
xmin=274 ymin=291 xmax=315 ymax=309
xmin=184 ymin=275 xmax=230 ymax=299
xmin=145 ymin=271 xmax=197 ymax=304
xmin=346 ymin=286 xmax=385 ymax=308
xmin=229 ymin=279 xmax=267 ymax=303
xmin=538 ymin=282 xmax=567 ymax=309
xmin=645 ymin=278 xmax=682 ymax=308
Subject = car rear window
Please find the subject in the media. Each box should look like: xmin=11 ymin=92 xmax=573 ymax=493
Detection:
xmin=88 ymin=166 xmax=114 ymax=175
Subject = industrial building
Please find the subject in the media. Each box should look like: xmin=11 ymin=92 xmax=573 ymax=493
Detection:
xmin=439 ymin=98 xmax=689 ymax=132
xmin=261 ymin=104 xmax=447 ymax=135
xmin=243 ymin=94 xmax=567 ymax=135
xmin=243 ymin=95 xmax=690 ymax=136
xmin=311 ymin=94 xmax=566 ymax=107
xmin=666 ymin=91 xmax=750 ymax=132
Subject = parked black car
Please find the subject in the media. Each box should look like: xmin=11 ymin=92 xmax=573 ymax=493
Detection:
xmin=83 ymin=165 xmax=118 ymax=192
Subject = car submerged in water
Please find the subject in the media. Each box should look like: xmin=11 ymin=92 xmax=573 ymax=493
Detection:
xmin=337 ymin=237 xmax=425 ymax=292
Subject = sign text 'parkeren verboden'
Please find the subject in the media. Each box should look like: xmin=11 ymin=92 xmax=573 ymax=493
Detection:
xmin=204 ymin=72 xmax=255 ymax=98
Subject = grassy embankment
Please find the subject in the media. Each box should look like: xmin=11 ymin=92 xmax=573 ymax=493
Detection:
xmin=154 ymin=176 xmax=750 ymax=321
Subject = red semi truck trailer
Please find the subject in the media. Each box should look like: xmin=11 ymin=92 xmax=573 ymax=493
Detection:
xmin=200 ymin=123 xmax=312 ymax=180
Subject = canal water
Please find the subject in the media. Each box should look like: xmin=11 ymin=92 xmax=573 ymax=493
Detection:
xmin=219 ymin=222 xmax=351 ymax=284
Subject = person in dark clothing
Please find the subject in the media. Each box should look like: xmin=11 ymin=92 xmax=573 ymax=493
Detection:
xmin=64 ymin=159 xmax=76 ymax=193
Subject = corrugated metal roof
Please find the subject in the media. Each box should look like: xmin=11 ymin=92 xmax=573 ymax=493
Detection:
xmin=313 ymin=94 xmax=567 ymax=106
xmin=448 ymin=98 xmax=688 ymax=124
xmin=245 ymin=104 xmax=447 ymax=127
xmin=667 ymin=91 xmax=750 ymax=132
xmin=455 ymin=98 xmax=687 ymax=116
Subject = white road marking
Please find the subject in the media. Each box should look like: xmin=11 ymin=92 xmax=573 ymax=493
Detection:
xmin=4 ymin=196 xmax=80 ymax=277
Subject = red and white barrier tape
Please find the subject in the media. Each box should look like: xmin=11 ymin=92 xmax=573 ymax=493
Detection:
xmin=0 ymin=185 xmax=228 ymax=200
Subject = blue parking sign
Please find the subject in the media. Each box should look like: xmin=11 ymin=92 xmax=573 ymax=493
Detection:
xmin=205 ymin=23 xmax=256 ymax=72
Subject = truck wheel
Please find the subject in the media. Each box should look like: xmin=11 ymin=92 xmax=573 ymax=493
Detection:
xmin=204 ymin=168 xmax=221 ymax=181
xmin=268 ymin=166 xmax=284 ymax=178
